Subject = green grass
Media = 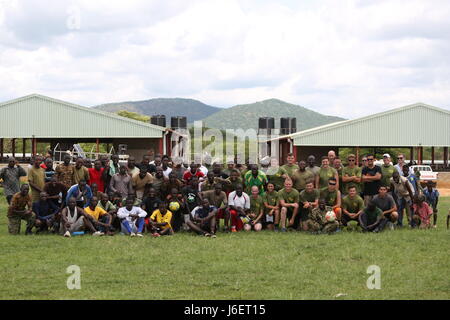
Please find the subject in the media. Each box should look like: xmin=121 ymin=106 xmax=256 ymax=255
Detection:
xmin=0 ymin=188 xmax=449 ymax=300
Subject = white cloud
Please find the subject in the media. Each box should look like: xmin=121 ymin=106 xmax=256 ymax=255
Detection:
xmin=0 ymin=0 xmax=449 ymax=118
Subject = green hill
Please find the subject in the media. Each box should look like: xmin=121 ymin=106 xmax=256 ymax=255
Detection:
xmin=201 ymin=98 xmax=345 ymax=131
xmin=93 ymin=98 xmax=221 ymax=122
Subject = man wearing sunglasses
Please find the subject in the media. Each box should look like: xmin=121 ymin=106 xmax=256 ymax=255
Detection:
xmin=361 ymin=154 xmax=382 ymax=206
xmin=394 ymin=153 xmax=412 ymax=176
xmin=319 ymin=178 xmax=342 ymax=221
xmin=342 ymin=154 xmax=362 ymax=196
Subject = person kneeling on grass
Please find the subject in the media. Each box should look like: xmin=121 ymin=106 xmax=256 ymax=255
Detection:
xmin=149 ymin=202 xmax=174 ymax=237
xmin=306 ymin=199 xmax=339 ymax=234
xmin=341 ymin=186 xmax=364 ymax=229
xmin=186 ymin=198 xmax=217 ymax=237
xmin=8 ymin=184 xmax=36 ymax=235
xmin=117 ymin=197 xmax=147 ymax=237
xmin=358 ymin=200 xmax=385 ymax=233
xmin=412 ymin=194 xmax=433 ymax=229
xmin=60 ymin=197 xmax=97 ymax=237
xmin=33 ymin=192 xmax=60 ymax=233
xmin=244 ymin=186 xmax=264 ymax=232
xmin=84 ymin=196 xmax=114 ymax=236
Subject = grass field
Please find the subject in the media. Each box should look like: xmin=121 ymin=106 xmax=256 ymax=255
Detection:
xmin=0 ymin=188 xmax=448 ymax=300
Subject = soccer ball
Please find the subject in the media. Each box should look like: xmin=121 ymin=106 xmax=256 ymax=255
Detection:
xmin=325 ymin=210 xmax=336 ymax=222
xmin=169 ymin=201 xmax=180 ymax=212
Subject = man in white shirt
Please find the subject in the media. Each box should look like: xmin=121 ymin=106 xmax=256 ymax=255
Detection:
xmin=117 ymin=197 xmax=147 ymax=237
xmin=227 ymin=184 xmax=250 ymax=232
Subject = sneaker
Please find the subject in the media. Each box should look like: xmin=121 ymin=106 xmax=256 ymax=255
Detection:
xmin=136 ymin=233 xmax=144 ymax=237
xmin=210 ymin=234 xmax=217 ymax=238
xmin=93 ymin=231 xmax=104 ymax=236
xmin=281 ymin=228 xmax=287 ymax=232
xmin=64 ymin=231 xmax=71 ymax=238
xmin=130 ymin=232 xmax=136 ymax=237
xmin=231 ymin=226 xmax=237 ymax=233
xmin=152 ymin=233 xmax=161 ymax=237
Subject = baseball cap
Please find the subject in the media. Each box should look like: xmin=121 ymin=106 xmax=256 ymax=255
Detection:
xmin=383 ymin=153 xmax=390 ymax=158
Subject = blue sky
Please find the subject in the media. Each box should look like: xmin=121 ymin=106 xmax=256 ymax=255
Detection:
xmin=0 ymin=0 xmax=449 ymax=119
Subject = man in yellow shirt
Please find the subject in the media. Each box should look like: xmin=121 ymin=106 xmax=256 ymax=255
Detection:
xmin=149 ymin=202 xmax=174 ymax=237
xmin=83 ymin=196 xmax=112 ymax=236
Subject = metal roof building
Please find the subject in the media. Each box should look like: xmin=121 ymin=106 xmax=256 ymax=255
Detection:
xmin=0 ymin=94 xmax=167 ymax=160
xmin=272 ymin=103 xmax=450 ymax=168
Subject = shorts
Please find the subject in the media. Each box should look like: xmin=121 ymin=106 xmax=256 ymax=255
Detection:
xmin=264 ymin=214 xmax=274 ymax=225
xmin=216 ymin=208 xmax=227 ymax=219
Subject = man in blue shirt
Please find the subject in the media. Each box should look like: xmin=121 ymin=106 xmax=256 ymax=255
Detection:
xmin=66 ymin=180 xmax=93 ymax=208
xmin=403 ymin=165 xmax=421 ymax=196
xmin=186 ymin=198 xmax=217 ymax=237
xmin=33 ymin=192 xmax=60 ymax=232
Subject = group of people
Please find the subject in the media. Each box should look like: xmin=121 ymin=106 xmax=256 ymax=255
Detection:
xmin=1 ymin=149 xmax=448 ymax=237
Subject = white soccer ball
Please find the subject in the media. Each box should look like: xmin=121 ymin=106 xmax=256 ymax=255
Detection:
xmin=325 ymin=210 xmax=336 ymax=222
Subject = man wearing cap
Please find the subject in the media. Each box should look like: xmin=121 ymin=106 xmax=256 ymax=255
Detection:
xmin=380 ymin=154 xmax=396 ymax=189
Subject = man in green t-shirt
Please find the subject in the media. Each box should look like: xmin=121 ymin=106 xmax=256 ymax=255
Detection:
xmin=292 ymin=160 xmax=314 ymax=193
xmin=298 ymin=180 xmax=319 ymax=231
xmin=319 ymin=177 xmax=342 ymax=221
xmin=278 ymin=179 xmax=300 ymax=231
xmin=244 ymin=186 xmax=264 ymax=232
xmin=277 ymin=153 xmax=299 ymax=180
xmin=316 ymin=156 xmax=339 ymax=191
xmin=380 ymin=154 xmax=396 ymax=189
xmin=342 ymin=154 xmax=362 ymax=195
xmin=341 ymin=186 xmax=364 ymax=227
xmin=262 ymin=182 xmax=280 ymax=231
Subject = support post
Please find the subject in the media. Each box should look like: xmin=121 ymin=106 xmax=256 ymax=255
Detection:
xmin=158 ymin=138 xmax=163 ymax=155
xmin=96 ymin=138 xmax=100 ymax=154
xmin=32 ymin=138 xmax=37 ymax=156
xmin=444 ymin=147 xmax=449 ymax=168
xmin=356 ymin=147 xmax=360 ymax=166
xmin=12 ymin=139 xmax=16 ymax=158
xmin=0 ymin=138 xmax=3 ymax=161
xmin=410 ymin=147 xmax=414 ymax=164
xmin=431 ymin=147 xmax=435 ymax=165
xmin=22 ymin=138 xmax=26 ymax=159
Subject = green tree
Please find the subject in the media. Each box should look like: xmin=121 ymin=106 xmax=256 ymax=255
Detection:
xmin=116 ymin=110 xmax=150 ymax=122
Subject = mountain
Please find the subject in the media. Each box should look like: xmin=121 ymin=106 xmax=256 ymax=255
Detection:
xmin=201 ymin=99 xmax=346 ymax=131
xmin=93 ymin=98 xmax=221 ymax=123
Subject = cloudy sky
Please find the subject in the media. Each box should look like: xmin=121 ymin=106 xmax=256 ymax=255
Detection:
xmin=0 ymin=0 xmax=449 ymax=118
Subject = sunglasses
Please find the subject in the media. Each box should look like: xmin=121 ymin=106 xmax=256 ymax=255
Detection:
xmin=397 ymin=157 xmax=403 ymax=159
xmin=329 ymin=183 xmax=336 ymax=186
xmin=367 ymin=158 xmax=374 ymax=161
xmin=348 ymin=159 xmax=355 ymax=162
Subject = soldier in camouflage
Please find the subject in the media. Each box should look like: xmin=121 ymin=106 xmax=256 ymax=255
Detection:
xmin=8 ymin=184 xmax=36 ymax=235
xmin=306 ymin=198 xmax=339 ymax=234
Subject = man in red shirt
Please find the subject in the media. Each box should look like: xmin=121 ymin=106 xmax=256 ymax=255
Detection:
xmin=88 ymin=160 xmax=107 ymax=193
xmin=183 ymin=163 xmax=205 ymax=185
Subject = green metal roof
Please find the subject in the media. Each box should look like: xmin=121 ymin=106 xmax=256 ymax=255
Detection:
xmin=285 ymin=103 xmax=450 ymax=147
xmin=0 ymin=94 xmax=165 ymax=139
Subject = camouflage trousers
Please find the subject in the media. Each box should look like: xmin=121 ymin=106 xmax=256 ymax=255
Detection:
xmin=306 ymin=219 xmax=339 ymax=234
xmin=8 ymin=210 xmax=36 ymax=234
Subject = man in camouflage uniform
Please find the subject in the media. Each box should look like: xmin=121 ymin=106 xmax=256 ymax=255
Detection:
xmin=306 ymin=199 xmax=339 ymax=234
xmin=8 ymin=184 xmax=36 ymax=235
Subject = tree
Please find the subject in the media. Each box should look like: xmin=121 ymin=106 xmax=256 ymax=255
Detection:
xmin=116 ymin=110 xmax=150 ymax=122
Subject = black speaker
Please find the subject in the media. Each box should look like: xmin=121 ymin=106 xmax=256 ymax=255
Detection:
xmin=258 ymin=117 xmax=275 ymax=135
xmin=150 ymin=115 xmax=166 ymax=127
xmin=280 ymin=117 xmax=297 ymax=135
xmin=171 ymin=116 xmax=187 ymax=129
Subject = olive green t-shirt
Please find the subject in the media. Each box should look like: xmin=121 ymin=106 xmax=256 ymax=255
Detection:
xmin=292 ymin=170 xmax=315 ymax=192
xmin=320 ymin=188 xmax=340 ymax=207
xmin=299 ymin=189 xmax=320 ymax=203
xmin=250 ymin=195 xmax=264 ymax=215
xmin=342 ymin=166 xmax=362 ymax=194
xmin=278 ymin=164 xmax=299 ymax=179
xmin=381 ymin=164 xmax=396 ymax=187
xmin=318 ymin=167 xmax=338 ymax=189
xmin=262 ymin=191 xmax=279 ymax=207
xmin=278 ymin=188 xmax=300 ymax=204
xmin=342 ymin=195 xmax=364 ymax=213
